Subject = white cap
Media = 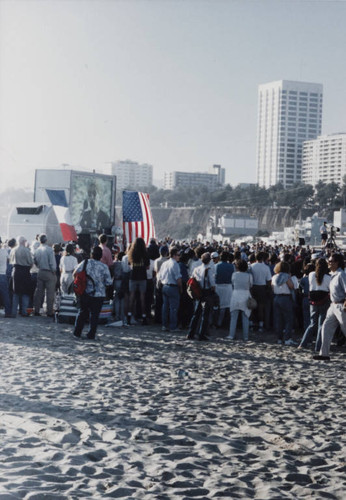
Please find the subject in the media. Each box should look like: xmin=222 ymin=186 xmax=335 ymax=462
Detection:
xmin=211 ymin=252 xmax=219 ymax=259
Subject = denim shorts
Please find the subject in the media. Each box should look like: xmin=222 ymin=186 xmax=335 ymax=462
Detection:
xmin=129 ymin=280 xmax=147 ymax=293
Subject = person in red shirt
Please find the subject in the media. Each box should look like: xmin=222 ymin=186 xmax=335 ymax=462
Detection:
xmin=99 ymin=234 xmax=113 ymax=269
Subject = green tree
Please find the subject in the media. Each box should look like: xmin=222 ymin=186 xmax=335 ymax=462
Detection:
xmin=267 ymin=183 xmax=285 ymax=206
xmin=313 ymin=181 xmax=340 ymax=208
xmin=284 ymin=182 xmax=314 ymax=208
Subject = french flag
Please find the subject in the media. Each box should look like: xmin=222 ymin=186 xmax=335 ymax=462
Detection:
xmin=46 ymin=189 xmax=78 ymax=242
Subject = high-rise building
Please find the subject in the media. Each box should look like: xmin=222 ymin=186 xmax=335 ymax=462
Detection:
xmin=256 ymin=80 xmax=323 ymax=188
xmin=209 ymin=164 xmax=226 ymax=185
xmin=302 ymin=133 xmax=346 ymax=185
xmin=164 ymin=165 xmax=225 ymax=191
xmin=110 ymin=160 xmax=153 ymax=190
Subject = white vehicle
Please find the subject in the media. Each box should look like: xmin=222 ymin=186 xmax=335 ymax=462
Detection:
xmin=7 ymin=202 xmax=62 ymax=244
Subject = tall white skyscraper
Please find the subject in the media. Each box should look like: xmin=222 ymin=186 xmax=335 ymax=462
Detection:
xmin=256 ymin=80 xmax=323 ymax=188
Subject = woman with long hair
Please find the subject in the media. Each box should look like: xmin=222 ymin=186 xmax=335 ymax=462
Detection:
xmin=299 ymin=262 xmax=315 ymax=332
xmin=298 ymin=258 xmax=331 ymax=351
xmin=127 ymin=237 xmax=150 ymax=325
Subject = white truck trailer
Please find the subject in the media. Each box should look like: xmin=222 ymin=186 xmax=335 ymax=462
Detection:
xmin=7 ymin=202 xmax=62 ymax=244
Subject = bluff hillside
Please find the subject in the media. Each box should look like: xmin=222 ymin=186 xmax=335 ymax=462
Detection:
xmin=150 ymin=206 xmax=319 ymax=240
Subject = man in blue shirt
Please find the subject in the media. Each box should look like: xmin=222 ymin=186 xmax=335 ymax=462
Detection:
xmin=158 ymin=247 xmax=182 ymax=332
xmin=314 ymin=253 xmax=346 ymax=361
xmin=215 ymin=251 xmax=234 ymax=328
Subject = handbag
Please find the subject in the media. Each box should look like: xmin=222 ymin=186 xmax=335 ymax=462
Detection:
xmin=187 ymin=277 xmax=202 ymax=300
xmin=73 ymin=259 xmax=95 ymax=296
xmin=73 ymin=259 xmax=88 ymax=296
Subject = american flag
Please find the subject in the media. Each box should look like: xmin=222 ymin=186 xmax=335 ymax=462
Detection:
xmin=122 ymin=190 xmax=155 ymax=245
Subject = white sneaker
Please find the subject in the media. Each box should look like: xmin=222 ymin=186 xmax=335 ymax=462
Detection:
xmin=277 ymin=339 xmax=283 ymax=345
xmin=224 ymin=336 xmax=234 ymax=341
xmin=285 ymin=339 xmax=298 ymax=346
xmin=162 ymin=326 xmax=168 ymax=331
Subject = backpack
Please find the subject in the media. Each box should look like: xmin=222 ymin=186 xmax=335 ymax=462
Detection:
xmin=73 ymin=259 xmax=91 ymax=296
xmin=187 ymin=276 xmax=202 ymax=300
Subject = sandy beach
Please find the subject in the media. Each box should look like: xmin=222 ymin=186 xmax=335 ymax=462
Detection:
xmin=0 ymin=316 xmax=345 ymax=499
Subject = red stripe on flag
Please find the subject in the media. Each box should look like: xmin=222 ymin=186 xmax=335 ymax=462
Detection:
xmin=123 ymin=222 xmax=127 ymax=245
xmin=148 ymin=195 xmax=155 ymax=239
xmin=60 ymin=223 xmax=77 ymax=242
xmin=129 ymin=222 xmax=133 ymax=243
xmin=141 ymin=193 xmax=150 ymax=244
xmin=145 ymin=193 xmax=155 ymax=240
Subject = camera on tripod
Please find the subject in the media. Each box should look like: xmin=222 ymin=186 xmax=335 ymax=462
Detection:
xmin=330 ymin=225 xmax=340 ymax=237
xmin=325 ymin=224 xmax=340 ymax=250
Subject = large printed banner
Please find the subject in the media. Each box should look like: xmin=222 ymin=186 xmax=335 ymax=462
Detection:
xmin=70 ymin=174 xmax=113 ymax=233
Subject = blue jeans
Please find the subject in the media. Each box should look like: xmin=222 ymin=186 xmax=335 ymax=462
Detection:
xmin=113 ymin=279 xmax=124 ymax=320
xmin=0 ymin=274 xmax=11 ymax=315
xmin=162 ymin=285 xmax=180 ymax=330
xmin=74 ymin=294 xmax=104 ymax=338
xmin=12 ymin=294 xmax=30 ymax=317
xmin=299 ymin=301 xmax=330 ymax=351
xmin=273 ymin=295 xmax=293 ymax=341
xmin=229 ymin=310 xmax=249 ymax=340
xmin=302 ymin=297 xmax=310 ymax=332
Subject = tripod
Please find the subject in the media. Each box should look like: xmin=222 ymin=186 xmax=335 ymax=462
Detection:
xmin=325 ymin=232 xmax=339 ymax=251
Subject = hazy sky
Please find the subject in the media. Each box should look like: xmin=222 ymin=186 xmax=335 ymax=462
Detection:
xmin=1 ymin=0 xmax=346 ymax=191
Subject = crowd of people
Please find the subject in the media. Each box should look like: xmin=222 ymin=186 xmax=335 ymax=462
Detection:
xmin=0 ymin=233 xmax=345 ymax=361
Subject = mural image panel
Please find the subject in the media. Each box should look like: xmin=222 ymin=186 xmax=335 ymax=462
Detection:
xmin=70 ymin=174 xmax=114 ymax=233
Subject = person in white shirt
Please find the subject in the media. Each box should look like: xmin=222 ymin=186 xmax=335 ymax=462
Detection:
xmin=226 ymin=259 xmax=253 ymax=341
xmin=153 ymin=246 xmax=169 ymax=323
xmin=314 ymin=253 xmax=346 ymax=361
xmin=0 ymin=241 xmax=11 ymax=317
xmin=299 ymin=258 xmax=331 ymax=351
xmin=250 ymin=252 xmax=272 ymax=332
xmin=188 ymin=246 xmax=204 ymax=277
xmin=320 ymin=222 xmax=328 ymax=247
xmin=59 ymin=244 xmax=78 ymax=295
xmin=272 ymin=261 xmax=296 ymax=346
xmin=186 ymin=252 xmax=215 ymax=341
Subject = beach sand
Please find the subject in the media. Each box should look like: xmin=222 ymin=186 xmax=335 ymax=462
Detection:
xmin=0 ymin=316 xmax=345 ymax=499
